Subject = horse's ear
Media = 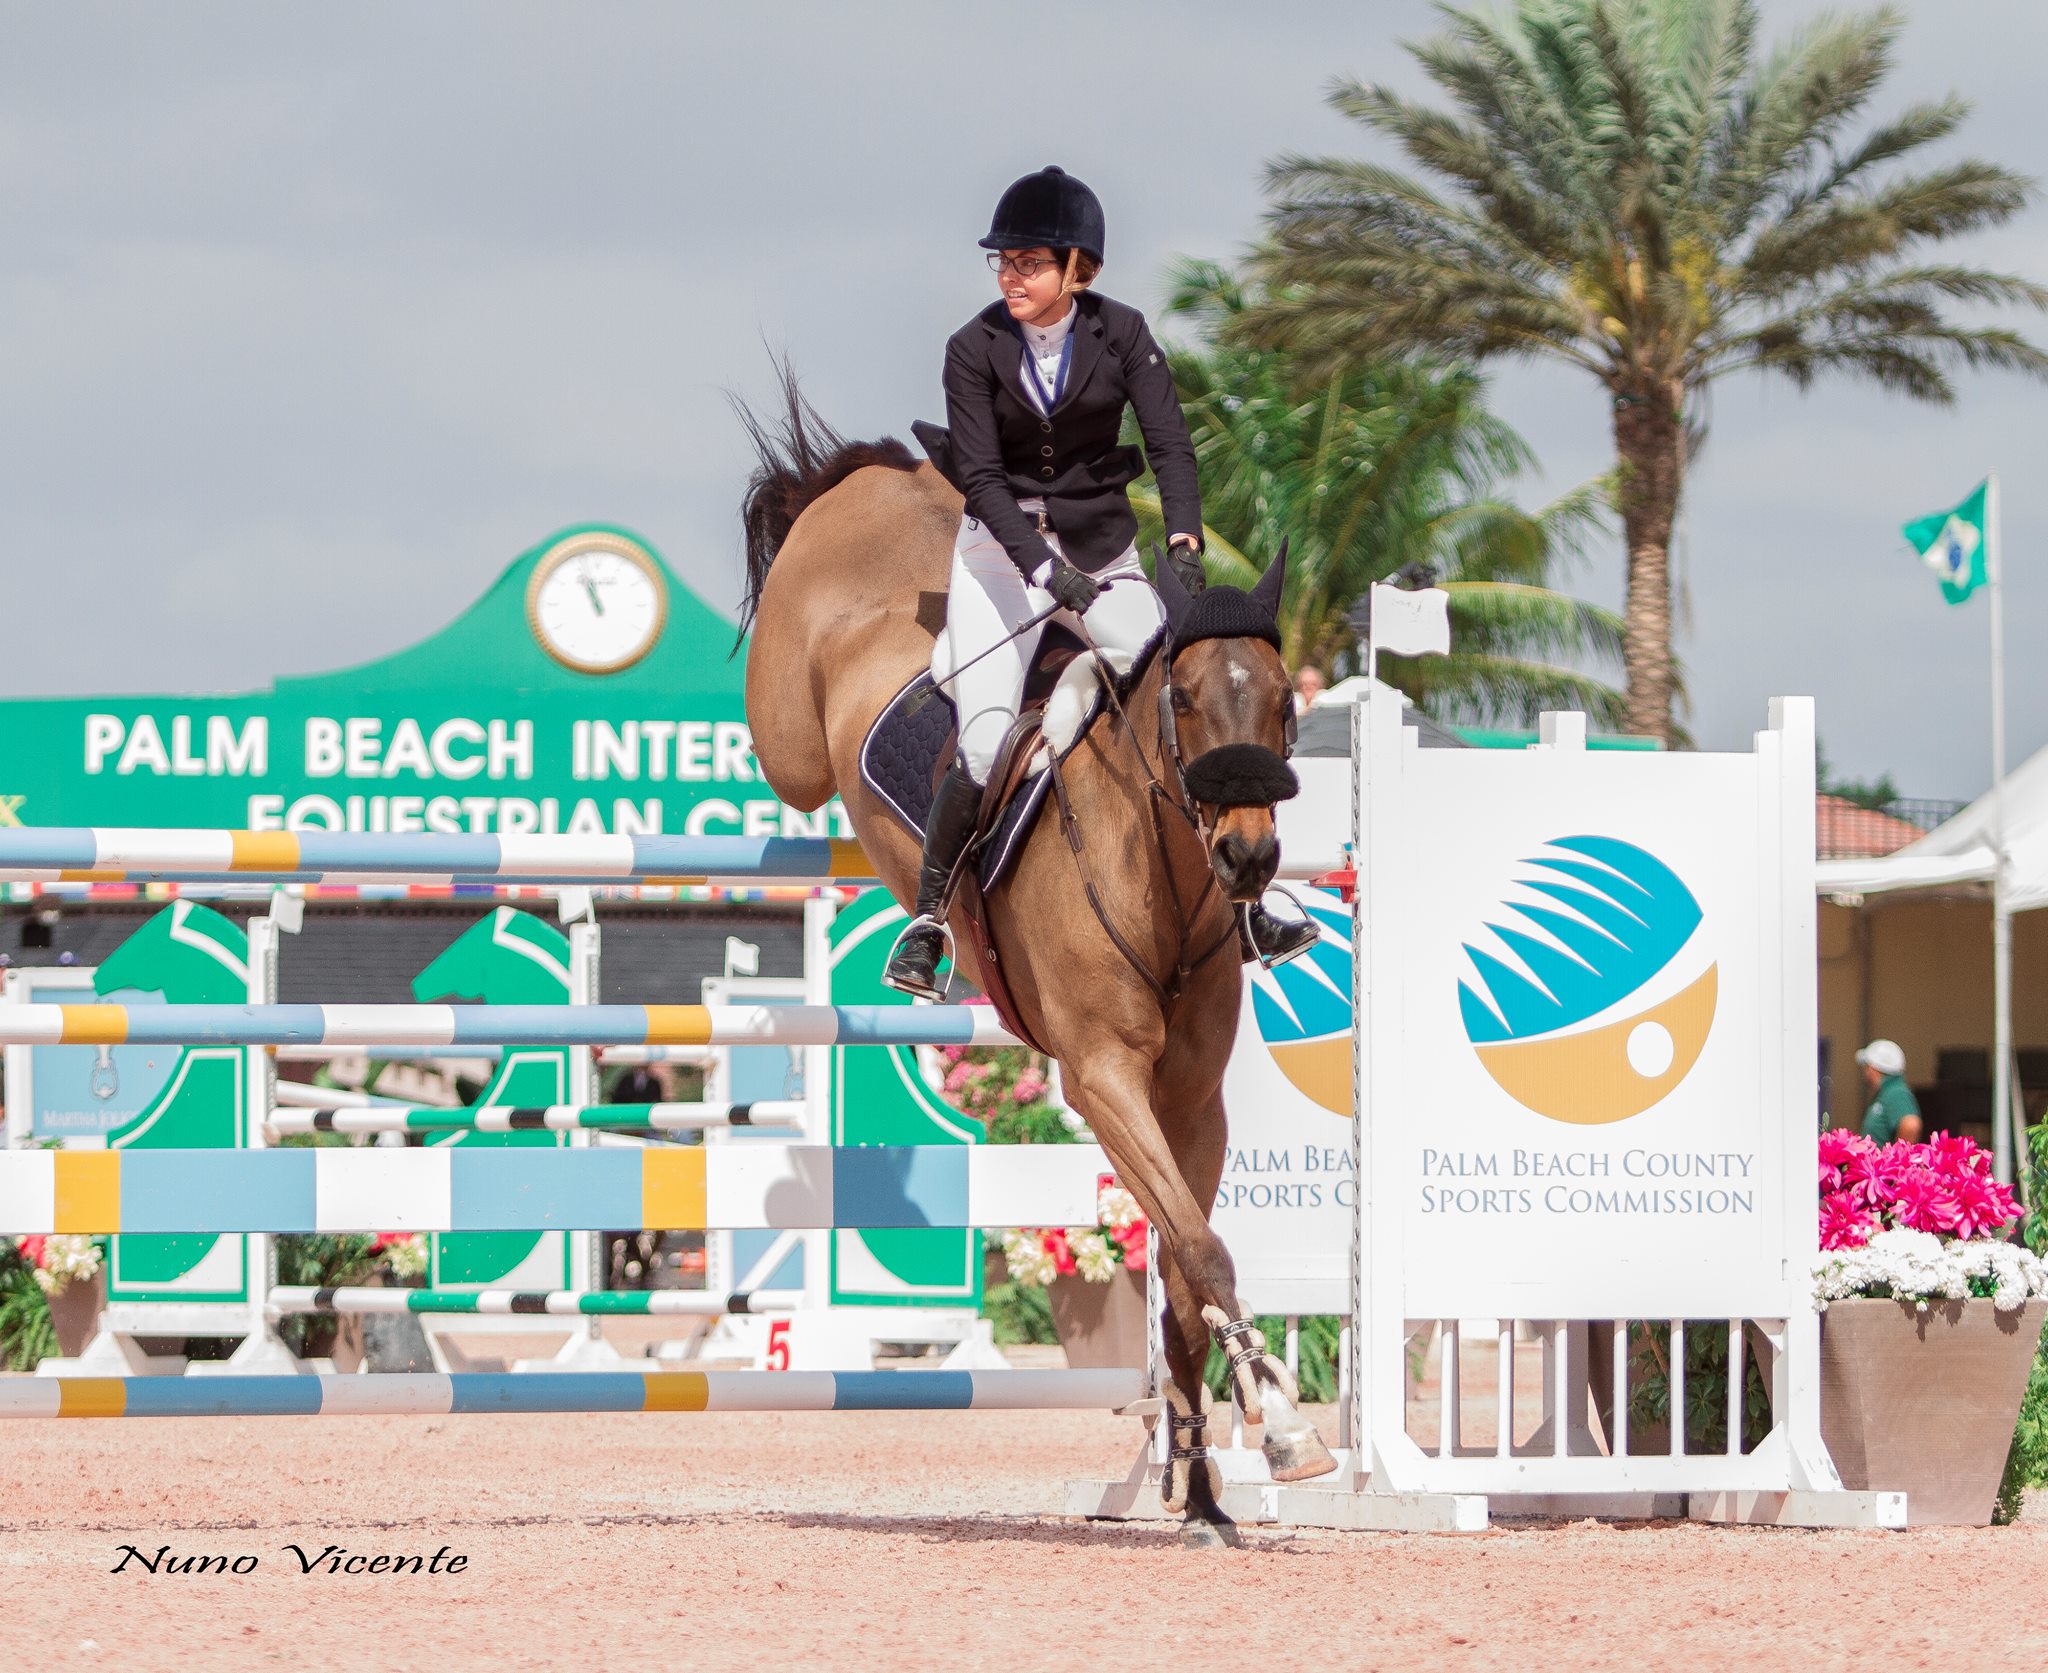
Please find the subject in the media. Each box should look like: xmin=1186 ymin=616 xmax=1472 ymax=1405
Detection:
xmin=1250 ymin=538 xmax=1288 ymax=620
xmin=1152 ymin=542 xmax=1193 ymax=634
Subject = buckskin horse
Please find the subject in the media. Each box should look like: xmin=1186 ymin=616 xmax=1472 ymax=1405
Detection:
xmin=735 ymin=377 xmax=1337 ymax=1546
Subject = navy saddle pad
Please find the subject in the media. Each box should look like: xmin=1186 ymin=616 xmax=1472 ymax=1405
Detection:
xmin=857 ymin=672 xmax=1056 ymax=895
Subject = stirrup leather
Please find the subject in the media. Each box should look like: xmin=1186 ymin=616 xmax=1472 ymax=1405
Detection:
xmin=881 ymin=913 xmax=956 ymax=1000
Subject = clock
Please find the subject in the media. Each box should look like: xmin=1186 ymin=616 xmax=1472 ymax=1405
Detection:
xmin=525 ymin=533 xmax=669 ymax=674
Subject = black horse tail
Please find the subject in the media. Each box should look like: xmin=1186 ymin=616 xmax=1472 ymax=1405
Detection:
xmin=731 ymin=357 xmax=918 ymax=650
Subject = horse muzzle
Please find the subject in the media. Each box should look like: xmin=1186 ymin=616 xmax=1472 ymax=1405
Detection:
xmin=1210 ymin=823 xmax=1279 ymax=900
xmin=1181 ymin=743 xmax=1296 ymax=901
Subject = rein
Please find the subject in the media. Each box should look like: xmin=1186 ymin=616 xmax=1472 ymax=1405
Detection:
xmin=1044 ymin=636 xmax=1240 ymax=1014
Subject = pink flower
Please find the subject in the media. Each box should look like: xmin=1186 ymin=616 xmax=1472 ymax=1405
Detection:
xmin=1012 ymin=1068 xmax=1047 ymax=1105
xmin=16 ymin=1234 xmax=47 ymax=1269
xmin=1818 ymin=1191 xmax=1876 ymax=1251
xmin=1818 ymin=1127 xmax=1872 ymax=1171
xmin=1043 ymin=1229 xmax=1076 ymax=1277
xmin=1114 ymin=1222 xmax=1149 ymax=1271
xmin=1887 ymin=1163 xmax=1961 ymax=1236
xmin=1816 ymin=1128 xmax=2015 ymax=1245
xmin=1926 ymin=1130 xmax=1991 ymax=1178
xmin=1946 ymin=1171 xmax=2019 ymax=1241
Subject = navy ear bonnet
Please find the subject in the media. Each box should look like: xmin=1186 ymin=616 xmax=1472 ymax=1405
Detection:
xmin=1154 ymin=537 xmax=1287 ymax=654
xmin=1169 ymin=584 xmax=1282 ymax=653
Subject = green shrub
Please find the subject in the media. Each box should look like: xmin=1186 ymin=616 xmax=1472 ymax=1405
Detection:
xmin=1627 ymin=1321 xmax=1772 ymax=1454
xmin=0 ymin=1253 xmax=55 ymax=1372
xmin=1995 ymin=1316 xmax=2048 ymax=1524
xmin=982 ymin=1279 xmax=1058 ymax=1346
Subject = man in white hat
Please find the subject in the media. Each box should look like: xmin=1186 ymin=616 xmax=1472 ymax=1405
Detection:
xmin=1856 ymin=1039 xmax=1922 ymax=1146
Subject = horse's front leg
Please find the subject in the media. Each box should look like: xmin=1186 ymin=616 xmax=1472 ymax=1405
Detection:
xmin=1064 ymin=1052 xmax=1334 ymax=1547
xmin=1157 ymin=1083 xmax=1336 ymax=1495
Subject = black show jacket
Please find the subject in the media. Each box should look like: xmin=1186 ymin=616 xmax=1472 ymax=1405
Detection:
xmin=915 ymin=290 xmax=1203 ymax=579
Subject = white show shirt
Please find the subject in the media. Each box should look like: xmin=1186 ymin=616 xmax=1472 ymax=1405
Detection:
xmin=1016 ymin=301 xmax=1077 ymax=416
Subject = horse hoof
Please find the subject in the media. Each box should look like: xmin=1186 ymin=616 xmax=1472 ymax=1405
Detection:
xmin=1262 ymin=1424 xmax=1339 ymax=1483
xmin=1180 ymin=1514 xmax=1243 ymax=1551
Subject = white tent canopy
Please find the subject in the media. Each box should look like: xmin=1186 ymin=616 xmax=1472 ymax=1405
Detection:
xmin=1816 ymin=737 xmax=2048 ymax=908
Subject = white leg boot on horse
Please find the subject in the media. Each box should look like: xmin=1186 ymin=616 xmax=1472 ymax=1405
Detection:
xmin=734 ymin=380 xmax=1339 ymax=1547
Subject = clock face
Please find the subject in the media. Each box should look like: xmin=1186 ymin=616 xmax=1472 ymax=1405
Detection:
xmin=525 ymin=536 xmax=668 ymax=674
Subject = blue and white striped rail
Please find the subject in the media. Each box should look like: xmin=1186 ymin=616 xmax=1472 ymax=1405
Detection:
xmin=0 ymin=1143 xmax=1107 ymax=1234
xmin=0 ymin=1368 xmax=1148 ymax=1420
xmin=0 ymin=829 xmax=875 ymax=886
xmin=0 ymin=1003 xmax=1016 ymax=1050
xmin=268 ymin=1286 xmax=805 ymax=1317
xmin=265 ymin=1101 xmax=806 ymax=1137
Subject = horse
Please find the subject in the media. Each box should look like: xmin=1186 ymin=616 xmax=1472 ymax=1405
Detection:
xmin=734 ymin=377 xmax=1337 ymax=1546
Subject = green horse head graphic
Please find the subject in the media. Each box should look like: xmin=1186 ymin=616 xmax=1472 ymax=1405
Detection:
xmin=412 ymin=905 xmax=571 ymax=1005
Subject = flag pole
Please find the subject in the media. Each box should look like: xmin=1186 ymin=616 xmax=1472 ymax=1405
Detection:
xmin=1988 ymin=471 xmax=2016 ymax=1186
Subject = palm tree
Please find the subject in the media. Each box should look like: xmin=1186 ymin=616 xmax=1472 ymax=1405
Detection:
xmin=1134 ymin=259 xmax=1627 ymax=728
xmin=1234 ymin=0 xmax=2048 ymax=742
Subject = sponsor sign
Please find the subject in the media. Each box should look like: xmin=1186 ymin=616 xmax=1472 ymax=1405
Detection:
xmin=0 ymin=526 xmax=843 ymax=839
xmin=1361 ymin=700 xmax=1812 ymax=1322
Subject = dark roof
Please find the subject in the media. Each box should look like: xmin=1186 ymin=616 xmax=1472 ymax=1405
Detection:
xmin=1294 ymin=699 xmax=1467 ymax=756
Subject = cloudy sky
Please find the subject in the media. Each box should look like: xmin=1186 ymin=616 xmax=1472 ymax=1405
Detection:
xmin=3 ymin=0 xmax=2043 ymax=800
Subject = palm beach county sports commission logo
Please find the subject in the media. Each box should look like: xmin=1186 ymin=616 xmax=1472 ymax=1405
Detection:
xmin=1458 ymin=836 xmax=1716 ymax=1125
xmin=1248 ymin=891 xmax=1353 ymax=1115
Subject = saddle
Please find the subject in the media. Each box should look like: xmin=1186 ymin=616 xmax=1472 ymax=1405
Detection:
xmin=858 ymin=629 xmax=1162 ymax=1050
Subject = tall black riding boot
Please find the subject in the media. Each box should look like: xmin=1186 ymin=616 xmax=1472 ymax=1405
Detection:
xmin=882 ymin=764 xmax=984 ymax=999
xmin=1239 ymin=902 xmax=1321 ymax=968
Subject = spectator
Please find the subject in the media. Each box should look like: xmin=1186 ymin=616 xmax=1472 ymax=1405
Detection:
xmin=1856 ymin=1039 xmax=1922 ymax=1145
xmin=1293 ymin=665 xmax=1327 ymax=714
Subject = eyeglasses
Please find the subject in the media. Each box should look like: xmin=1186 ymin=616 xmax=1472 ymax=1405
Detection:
xmin=988 ymin=252 xmax=1059 ymax=279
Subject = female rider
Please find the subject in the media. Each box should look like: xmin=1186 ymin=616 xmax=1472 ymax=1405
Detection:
xmin=884 ymin=165 xmax=1317 ymax=998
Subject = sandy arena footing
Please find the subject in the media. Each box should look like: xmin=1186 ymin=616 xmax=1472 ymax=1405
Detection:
xmin=2 ymin=1392 xmax=2044 ymax=1673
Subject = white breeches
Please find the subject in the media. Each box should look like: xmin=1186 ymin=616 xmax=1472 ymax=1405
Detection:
xmin=932 ymin=508 xmax=1164 ymax=784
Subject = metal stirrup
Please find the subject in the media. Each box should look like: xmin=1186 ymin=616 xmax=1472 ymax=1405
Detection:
xmin=884 ymin=913 xmax=956 ymax=999
xmin=1244 ymin=885 xmax=1318 ymax=971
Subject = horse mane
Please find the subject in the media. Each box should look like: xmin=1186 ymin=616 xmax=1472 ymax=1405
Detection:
xmin=730 ymin=359 xmax=918 ymax=648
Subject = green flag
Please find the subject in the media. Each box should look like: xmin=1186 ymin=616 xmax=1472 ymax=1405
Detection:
xmin=1902 ymin=480 xmax=1991 ymax=604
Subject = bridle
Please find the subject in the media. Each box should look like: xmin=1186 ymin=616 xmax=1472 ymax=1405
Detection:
xmin=1044 ymin=630 xmax=1293 ymax=1013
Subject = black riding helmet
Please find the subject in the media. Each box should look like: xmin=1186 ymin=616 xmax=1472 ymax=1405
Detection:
xmin=979 ymin=165 xmax=1105 ymax=265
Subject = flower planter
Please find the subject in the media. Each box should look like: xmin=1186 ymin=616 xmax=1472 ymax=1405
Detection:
xmin=1821 ymin=1296 xmax=2046 ymax=1526
xmin=1046 ymin=1266 xmax=1149 ymax=1368
xmin=45 ymin=1270 xmax=105 ymax=1361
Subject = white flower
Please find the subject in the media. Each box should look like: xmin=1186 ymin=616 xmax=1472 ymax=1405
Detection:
xmin=1071 ymin=1231 xmax=1119 ymax=1283
xmin=381 ymin=1235 xmax=428 ymax=1281
xmin=1812 ymin=1227 xmax=2048 ymax=1313
xmin=34 ymin=1235 xmax=102 ymax=1295
xmin=1002 ymin=1230 xmax=1056 ymax=1289
xmin=1097 ymin=1185 xmax=1142 ymax=1233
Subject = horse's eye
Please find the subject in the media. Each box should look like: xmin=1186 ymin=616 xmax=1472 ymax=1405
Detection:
xmin=1170 ymin=686 xmax=1194 ymax=715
